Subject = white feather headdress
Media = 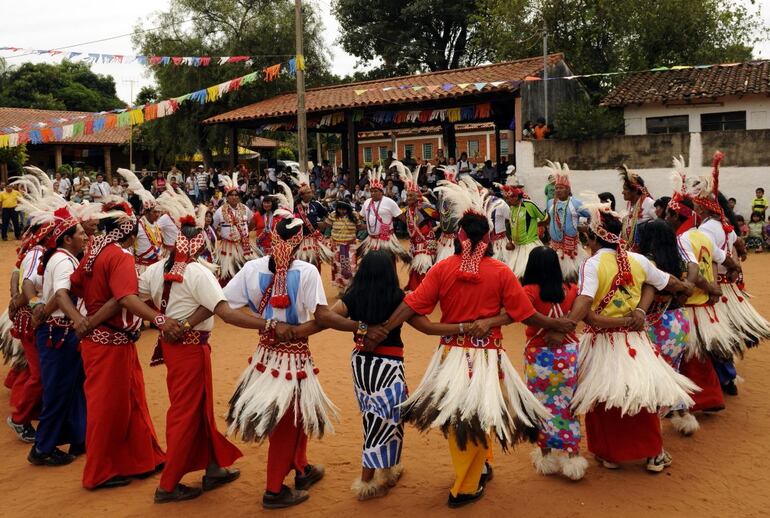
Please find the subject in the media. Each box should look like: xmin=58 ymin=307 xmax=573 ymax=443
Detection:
xmin=437 ymin=164 xmax=458 ymax=184
xmin=368 ymin=164 xmax=384 ymax=190
xmin=391 ymin=160 xmax=419 ymax=193
xmin=155 ymin=185 xmax=197 ymax=227
xmin=117 ymin=168 xmax=156 ymax=208
xmin=274 ymin=180 xmax=295 ymax=211
xmin=544 ymin=160 xmax=571 ymax=187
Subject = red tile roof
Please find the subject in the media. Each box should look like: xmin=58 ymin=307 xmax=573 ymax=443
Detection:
xmin=0 ymin=107 xmax=130 ymax=145
xmin=602 ymin=60 xmax=770 ymax=107
xmin=204 ymin=55 xmax=565 ymax=124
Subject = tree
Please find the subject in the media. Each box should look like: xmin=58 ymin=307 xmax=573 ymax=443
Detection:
xmin=334 ymin=0 xmax=491 ymax=75
xmin=0 ymin=143 xmax=29 ymax=179
xmin=0 ymin=61 xmax=124 ymax=111
xmin=133 ymin=0 xmax=332 ymax=167
xmin=553 ymin=100 xmax=624 ymax=140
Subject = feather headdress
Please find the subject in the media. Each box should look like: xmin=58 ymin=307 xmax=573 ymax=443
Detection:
xmin=290 ymin=169 xmax=313 ymax=193
xmin=391 ymin=160 xmax=419 ymax=193
xmin=667 ymin=156 xmax=695 ymax=225
xmin=619 ymin=165 xmax=649 ymax=197
xmin=274 ymin=180 xmax=295 ymax=211
xmin=581 ymin=191 xmax=634 ymax=286
xmin=688 ymin=151 xmax=731 ymax=232
xmin=368 ymin=164 xmax=385 ymax=190
xmin=117 ymin=168 xmax=156 ymax=209
xmin=545 ymin=160 xmax=571 ymax=188
xmin=219 ymin=172 xmax=239 ymax=193
xmin=437 ymin=164 xmax=458 ymax=184
xmin=22 ymin=166 xmax=55 ymax=194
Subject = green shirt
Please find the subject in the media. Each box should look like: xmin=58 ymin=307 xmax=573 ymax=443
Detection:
xmin=544 ymin=183 xmax=555 ymax=203
xmin=752 ymin=197 xmax=768 ymax=214
xmin=510 ymin=200 xmax=546 ymax=245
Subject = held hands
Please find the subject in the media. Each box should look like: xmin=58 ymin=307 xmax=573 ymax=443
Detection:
xmin=73 ymin=315 xmax=91 ymax=338
xmin=627 ymin=309 xmax=646 ymax=331
xmin=275 ymin=322 xmax=295 ymax=342
xmin=30 ymin=304 xmax=47 ymax=330
xmin=543 ymin=331 xmax=565 ymax=347
xmin=551 ymin=317 xmax=577 ymax=334
xmin=160 ymin=318 xmax=184 ymax=342
xmin=505 ymin=242 xmax=515 ymax=251
xmin=465 ymin=319 xmax=493 ymax=338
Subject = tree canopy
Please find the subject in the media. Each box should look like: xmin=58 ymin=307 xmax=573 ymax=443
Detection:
xmin=0 ymin=61 xmax=124 ymax=112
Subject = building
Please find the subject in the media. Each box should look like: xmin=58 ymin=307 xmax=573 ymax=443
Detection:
xmin=602 ymin=60 xmax=770 ymax=135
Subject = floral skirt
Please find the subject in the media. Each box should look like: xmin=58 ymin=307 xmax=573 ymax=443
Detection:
xmin=648 ymin=308 xmax=690 ymax=372
xmin=524 ymin=342 xmax=581 ymax=453
xmin=331 ymin=242 xmax=357 ymax=291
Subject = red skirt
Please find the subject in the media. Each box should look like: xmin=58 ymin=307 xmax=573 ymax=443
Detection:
xmin=80 ymin=338 xmax=165 ymax=489
xmin=10 ymin=333 xmax=42 ymax=424
xmin=406 ymin=270 xmax=426 ymax=292
xmin=679 ymin=356 xmax=725 ymax=412
xmin=585 ymin=404 xmax=663 ymax=463
xmin=158 ymin=340 xmax=242 ymax=492
xmin=4 ymin=366 xmax=23 ymax=389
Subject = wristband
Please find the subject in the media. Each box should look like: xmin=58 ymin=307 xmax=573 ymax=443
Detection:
xmin=356 ymin=321 xmax=368 ymax=336
xmin=633 ymin=308 xmax=646 ymax=316
xmin=180 ymin=319 xmax=191 ymax=329
xmin=153 ymin=314 xmax=167 ymax=327
xmin=28 ymin=297 xmax=43 ymax=308
xmin=459 ymin=322 xmax=465 ymax=334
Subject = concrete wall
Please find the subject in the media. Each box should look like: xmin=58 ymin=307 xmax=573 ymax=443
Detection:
xmin=623 ymin=94 xmax=770 ymax=135
xmin=516 ymin=133 xmax=770 ymax=218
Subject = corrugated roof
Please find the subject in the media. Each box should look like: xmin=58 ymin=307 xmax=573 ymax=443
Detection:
xmin=0 ymin=107 xmax=130 ymax=145
xmin=602 ymin=61 xmax=770 ymax=107
xmin=204 ymin=54 xmax=564 ymax=124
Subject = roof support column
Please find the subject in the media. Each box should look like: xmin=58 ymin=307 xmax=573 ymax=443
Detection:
xmin=229 ymin=126 xmax=238 ymax=171
xmin=345 ymin=112 xmax=359 ymax=184
xmin=103 ymin=146 xmax=112 ymax=181
xmin=442 ymin=121 xmax=456 ymax=160
xmin=54 ymin=145 xmax=63 ymax=171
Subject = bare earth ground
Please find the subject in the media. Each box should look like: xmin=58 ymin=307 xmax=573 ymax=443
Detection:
xmin=0 ymin=239 xmax=768 ymax=518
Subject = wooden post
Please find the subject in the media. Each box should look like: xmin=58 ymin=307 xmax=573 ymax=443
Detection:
xmin=442 ymin=122 xmax=457 ymax=159
xmin=494 ymin=126 xmax=501 ymax=166
xmin=54 ymin=145 xmax=63 ymax=171
xmin=295 ymin=0 xmax=308 ymax=173
xmin=341 ymin=129 xmax=349 ymax=173
xmin=103 ymin=146 xmax=112 ymax=181
xmin=229 ymin=126 xmax=238 ymax=170
xmin=346 ymin=112 xmax=358 ymax=183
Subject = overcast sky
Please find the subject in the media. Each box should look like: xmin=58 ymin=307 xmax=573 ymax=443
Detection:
xmin=1 ymin=0 xmax=769 ymax=105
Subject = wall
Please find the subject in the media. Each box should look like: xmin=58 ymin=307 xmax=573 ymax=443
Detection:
xmin=623 ymin=94 xmax=770 ymax=135
xmin=515 ymin=132 xmax=770 ymax=218
xmin=358 ymin=130 xmax=513 ymax=165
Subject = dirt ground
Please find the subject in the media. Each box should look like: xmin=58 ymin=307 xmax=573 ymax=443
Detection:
xmin=1 ymin=239 xmax=769 ymax=518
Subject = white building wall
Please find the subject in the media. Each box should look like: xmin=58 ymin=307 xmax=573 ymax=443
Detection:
xmin=623 ymin=95 xmax=770 ymax=135
xmin=515 ymin=139 xmax=769 ymax=218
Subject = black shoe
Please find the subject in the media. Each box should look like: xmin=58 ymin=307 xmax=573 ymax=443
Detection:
xmin=69 ymin=443 xmax=86 ymax=457
xmin=447 ymin=484 xmax=485 ymax=508
xmin=263 ymin=485 xmax=309 ymax=509
xmin=722 ymin=381 xmax=739 ymax=396
xmin=28 ymin=446 xmax=76 ymax=466
xmin=154 ymin=483 xmax=203 ymax=504
xmin=94 ymin=476 xmax=132 ymax=489
xmin=132 ymin=462 xmax=165 ymax=479
xmin=202 ymin=467 xmax=240 ymax=491
xmin=480 ymin=463 xmax=494 ymax=485
xmin=295 ymin=464 xmax=324 ymax=490
xmin=7 ymin=417 xmax=35 ymax=443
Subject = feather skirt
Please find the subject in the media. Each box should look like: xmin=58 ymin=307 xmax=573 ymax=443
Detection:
xmin=0 ymin=310 xmax=24 ymax=369
xmin=572 ymin=330 xmax=698 ymax=416
xmin=720 ymin=283 xmax=770 ymax=346
xmin=227 ymin=344 xmax=339 ymax=442
xmin=685 ymin=305 xmax=746 ymax=360
xmin=401 ymin=344 xmax=551 ymax=451
xmin=359 ymin=235 xmax=411 ymax=264
xmin=215 ymin=239 xmax=259 ymax=281
xmin=409 ymin=251 xmax=433 ymax=276
xmin=509 ymin=240 xmax=543 ymax=278
xmin=434 ymin=233 xmax=455 ymax=264
xmin=554 ymin=244 xmax=588 ymax=283
xmin=296 ymin=235 xmax=333 ymax=266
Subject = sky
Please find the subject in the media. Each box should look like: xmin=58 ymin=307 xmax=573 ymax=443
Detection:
xmin=1 ymin=0 xmax=769 ymax=105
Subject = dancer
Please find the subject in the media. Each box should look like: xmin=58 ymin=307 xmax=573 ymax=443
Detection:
xmin=434 ymin=164 xmax=459 ymax=263
xmin=619 ymin=166 xmax=655 ymax=249
xmin=569 ymin=197 xmax=696 ymax=472
xmin=545 ymin=161 xmax=589 ymax=282
xmin=213 ymin=174 xmax=257 ymax=282
xmin=326 ymin=201 xmax=359 ymax=295
xmin=291 ymin=171 xmax=332 ymax=269
xmin=396 ymin=162 xmax=437 ymax=290
xmin=71 ymin=201 xmax=176 ymax=489
xmin=359 ymin=166 xmax=410 ymax=263
xmin=376 ymin=181 xmax=574 ymax=507
xmin=484 ymin=187 xmax=513 ymax=269
xmin=504 ymin=182 xmax=546 ymax=277
xmin=253 ymin=196 xmax=279 ymax=255
xmin=140 ymin=190 xmax=267 ymax=503
xmin=519 ymin=246 xmax=587 ymax=480
xmin=117 ymin=169 xmax=163 ymax=275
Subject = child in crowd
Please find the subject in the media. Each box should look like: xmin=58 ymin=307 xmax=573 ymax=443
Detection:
xmin=746 ymin=211 xmax=764 ymax=252
xmin=751 ymin=188 xmax=768 ymax=216
xmin=735 ymin=215 xmax=748 ymax=239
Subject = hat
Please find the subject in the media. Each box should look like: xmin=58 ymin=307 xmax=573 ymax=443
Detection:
xmin=687 ymin=151 xmax=732 ymax=233
xmin=582 ymin=192 xmax=633 ymax=286
xmin=368 ymin=165 xmax=385 ymax=191
xmin=197 ymin=164 xmax=205 ymax=169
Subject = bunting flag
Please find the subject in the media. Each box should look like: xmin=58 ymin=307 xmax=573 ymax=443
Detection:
xmin=0 ymin=46 xmax=299 ymax=67
xmin=0 ymin=57 xmax=301 ymax=148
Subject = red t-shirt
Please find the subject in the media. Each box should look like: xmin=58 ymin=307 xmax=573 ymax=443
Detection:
xmin=71 ymin=243 xmax=141 ymax=331
xmin=522 ymin=283 xmax=577 ymax=347
xmin=405 ymin=255 xmax=535 ymax=338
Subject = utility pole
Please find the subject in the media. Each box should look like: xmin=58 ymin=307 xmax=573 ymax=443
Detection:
xmin=295 ymin=0 xmax=308 ymax=174
xmin=543 ymin=23 xmax=548 ymax=126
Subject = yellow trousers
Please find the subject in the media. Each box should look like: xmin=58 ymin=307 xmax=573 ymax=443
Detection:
xmin=447 ymin=430 xmax=494 ymax=497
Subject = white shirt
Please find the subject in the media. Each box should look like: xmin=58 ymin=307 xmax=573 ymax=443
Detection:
xmin=627 ymin=196 xmax=657 ymax=223
xmin=213 ymin=204 xmax=253 ymax=241
xmin=360 ymin=197 xmax=402 ymax=236
xmin=89 ymin=181 xmax=110 ymax=200
xmin=487 ymin=198 xmax=511 ymax=234
xmin=138 ymin=261 xmax=225 ymax=331
xmin=20 ymin=245 xmax=44 ymax=296
xmin=677 ymin=228 xmax=726 ymax=265
xmin=223 ymin=257 xmax=326 ymax=324
xmin=57 ymin=178 xmax=71 ymax=197
xmin=42 ymin=249 xmax=83 ymax=318
xmin=267 ymin=169 xmax=277 ymax=182
xmin=157 ymin=213 xmax=179 ymax=247
xmin=135 ymin=217 xmax=162 ymax=260
xmin=579 ymin=248 xmax=670 ymax=298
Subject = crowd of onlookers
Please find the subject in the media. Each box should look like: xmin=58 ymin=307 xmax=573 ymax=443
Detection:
xmin=740 ymin=187 xmax=770 ymax=252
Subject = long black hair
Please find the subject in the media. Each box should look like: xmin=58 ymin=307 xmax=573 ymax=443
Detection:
xmin=639 ymin=219 xmax=682 ymax=277
xmin=588 ymin=212 xmax=623 ymax=249
xmin=40 ymin=225 xmax=78 ymax=272
xmin=520 ymin=246 xmax=565 ymax=303
xmin=598 ymin=192 xmax=616 ymax=211
xmin=717 ymin=192 xmax=739 ymax=230
xmin=453 ymin=212 xmax=493 ymax=256
xmin=164 ymin=224 xmax=202 ymax=273
xmin=343 ymin=250 xmax=404 ymax=324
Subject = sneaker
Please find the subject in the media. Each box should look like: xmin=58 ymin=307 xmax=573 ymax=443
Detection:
xmin=646 ymin=450 xmax=673 ymax=473
xmin=595 ymin=456 xmax=620 ymax=469
xmin=7 ymin=417 xmax=35 ymax=443
xmin=722 ymin=381 xmax=739 ymax=396
xmin=295 ymin=464 xmax=324 ymax=490
xmin=28 ymin=446 xmax=76 ymax=466
xmin=262 ymin=485 xmax=309 ymax=509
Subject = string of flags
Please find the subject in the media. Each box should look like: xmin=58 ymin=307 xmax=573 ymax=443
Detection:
xmin=0 ymin=46 xmax=298 ymax=67
xmin=0 ymin=57 xmax=306 ymax=148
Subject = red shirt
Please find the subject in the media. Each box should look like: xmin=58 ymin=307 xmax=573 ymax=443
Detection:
xmin=405 ymin=255 xmax=535 ymax=338
xmin=522 ymin=283 xmax=577 ymax=347
xmin=71 ymin=243 xmax=142 ymax=331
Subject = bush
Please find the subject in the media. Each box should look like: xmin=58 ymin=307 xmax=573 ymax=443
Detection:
xmin=553 ymin=101 xmax=624 ymax=140
xmin=276 ymin=146 xmax=296 ymax=160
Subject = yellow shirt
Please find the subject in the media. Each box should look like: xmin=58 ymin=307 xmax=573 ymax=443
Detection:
xmin=0 ymin=189 xmax=21 ymax=209
xmin=328 ymin=215 xmax=358 ymax=243
xmin=679 ymin=229 xmax=716 ymax=306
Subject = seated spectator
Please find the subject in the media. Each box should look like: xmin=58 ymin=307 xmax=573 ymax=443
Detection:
xmin=735 ymin=215 xmax=748 ymax=238
xmin=746 ymin=211 xmax=765 ymax=252
xmin=533 ymin=117 xmax=550 ymax=140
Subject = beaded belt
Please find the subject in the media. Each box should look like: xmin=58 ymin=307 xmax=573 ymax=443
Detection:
xmin=11 ymin=306 xmax=32 ymax=340
xmin=179 ymin=330 xmax=210 ymax=345
xmin=440 ymin=334 xmax=503 ymax=350
xmin=258 ymin=334 xmax=310 ymax=355
xmin=43 ymin=316 xmax=74 ymax=349
xmin=86 ymin=325 xmax=136 ymax=346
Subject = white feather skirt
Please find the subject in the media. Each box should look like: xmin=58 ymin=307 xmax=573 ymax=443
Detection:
xmin=0 ymin=310 xmax=24 ymax=368
xmin=434 ymin=233 xmax=456 ymax=264
xmin=509 ymin=240 xmax=543 ymax=278
xmin=227 ymin=343 xmax=339 ymax=442
xmin=720 ymin=283 xmax=770 ymax=345
xmin=359 ymin=235 xmax=411 ymax=264
xmin=296 ymin=235 xmax=333 ymax=266
xmin=409 ymin=252 xmax=433 ymax=275
xmin=685 ymin=305 xmax=746 ymax=360
xmin=215 ymin=239 xmax=259 ymax=280
xmin=572 ymin=330 xmax=698 ymax=416
xmin=554 ymin=245 xmax=588 ymax=282
xmin=402 ymin=344 xmax=551 ymax=450
xmin=491 ymin=239 xmax=514 ymax=269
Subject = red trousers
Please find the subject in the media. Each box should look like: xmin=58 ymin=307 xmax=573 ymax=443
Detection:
xmin=680 ymin=356 xmax=725 ymax=412
xmin=158 ymin=341 xmax=242 ymax=492
xmin=266 ymin=407 xmax=308 ymax=493
xmin=406 ymin=270 xmax=426 ymax=292
xmin=11 ymin=333 xmax=42 ymax=424
xmin=586 ymin=404 xmax=662 ymax=463
xmin=4 ymin=366 xmax=23 ymax=389
xmin=80 ymin=338 xmax=165 ymax=489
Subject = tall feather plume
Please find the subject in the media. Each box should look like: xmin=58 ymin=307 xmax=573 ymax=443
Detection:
xmin=291 ymin=169 xmax=311 ymax=188
xmin=195 ymin=204 xmax=208 ymax=230
xmin=23 ymin=166 xmax=55 ymax=194
xmin=432 ymin=182 xmax=474 ymax=222
xmin=274 ymin=180 xmax=295 ymax=211
xmin=579 ymin=191 xmax=618 ymax=233
xmin=156 ymin=185 xmax=195 ymax=226
xmin=11 ymin=175 xmax=42 ymax=200
xmin=219 ymin=174 xmax=234 ymax=192
xmin=70 ymin=201 xmax=106 ymax=222
xmin=671 ymin=155 xmax=688 ymax=195
xmin=711 ymin=150 xmax=725 ymax=197
xmin=458 ymin=175 xmax=486 ymax=211
xmin=117 ymin=168 xmax=155 ymax=206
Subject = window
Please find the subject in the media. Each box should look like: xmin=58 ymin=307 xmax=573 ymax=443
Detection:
xmin=645 ymin=115 xmax=689 ymax=134
xmin=701 ymin=111 xmax=746 ymax=131
xmin=467 ymin=140 xmax=479 ymax=157
xmin=327 ymin=149 xmax=336 ymax=162
xmin=404 ymin=144 xmax=414 ymax=159
xmin=379 ymin=146 xmax=388 ymax=161
xmin=422 ymin=143 xmax=433 ymax=160
xmin=363 ymin=146 xmax=372 ymax=163
xmin=500 ymin=137 xmax=509 ymax=156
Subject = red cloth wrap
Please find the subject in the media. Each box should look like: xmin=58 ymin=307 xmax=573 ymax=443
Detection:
xmin=585 ymin=404 xmax=662 ymax=462
xmin=679 ymin=356 xmax=725 ymax=412
xmin=10 ymin=326 xmax=42 ymax=424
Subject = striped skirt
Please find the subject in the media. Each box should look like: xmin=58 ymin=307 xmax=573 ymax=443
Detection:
xmin=351 ymin=351 xmax=407 ymax=469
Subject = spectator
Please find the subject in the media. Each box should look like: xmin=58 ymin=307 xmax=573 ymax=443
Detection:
xmin=752 ymin=188 xmax=768 ymax=216
xmin=457 ymin=152 xmax=471 ymax=174
xmin=73 ymin=170 xmax=90 ymax=200
xmin=728 ymin=197 xmax=737 ymax=212
xmin=55 ymin=171 xmax=72 ymax=199
xmin=0 ymin=183 xmax=22 ymax=240
xmin=479 ymin=159 xmax=496 ymax=187
xmin=152 ymin=171 xmax=166 ymax=196
xmin=89 ymin=173 xmax=110 ymax=202
xmin=209 ymin=167 xmax=219 ymax=194
xmin=195 ymin=165 xmax=209 ymax=202
xmin=654 ymin=196 xmax=671 ymax=219
xmin=522 ymin=120 xmax=534 ymax=139
xmin=244 ymin=186 xmax=262 ymax=211
xmin=533 ymin=117 xmax=550 ymax=140
xmin=266 ymin=167 xmax=278 ymax=194
xmin=735 ymin=215 xmax=748 ymax=238
xmin=110 ymin=177 xmax=125 ymax=198
xmin=746 ymin=211 xmax=765 ymax=252
xmin=544 ymin=174 xmax=556 ymax=204
xmin=497 ymin=155 xmax=510 ymax=179
xmin=140 ymin=168 xmax=154 ymax=191
xmin=384 ymin=179 xmax=400 ymax=202
xmin=185 ymin=172 xmax=199 ymax=200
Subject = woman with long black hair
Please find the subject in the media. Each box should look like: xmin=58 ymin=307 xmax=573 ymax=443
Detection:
xmin=326 ymin=200 xmax=359 ymax=295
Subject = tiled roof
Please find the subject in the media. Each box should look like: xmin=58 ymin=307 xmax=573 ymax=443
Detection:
xmin=246 ymin=136 xmax=290 ymax=149
xmin=204 ymin=54 xmax=565 ymax=124
xmin=0 ymin=107 xmax=130 ymax=145
xmin=602 ymin=60 xmax=770 ymax=107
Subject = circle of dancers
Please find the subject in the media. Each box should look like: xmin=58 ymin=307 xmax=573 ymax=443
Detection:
xmin=1 ymin=151 xmax=767 ymax=509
